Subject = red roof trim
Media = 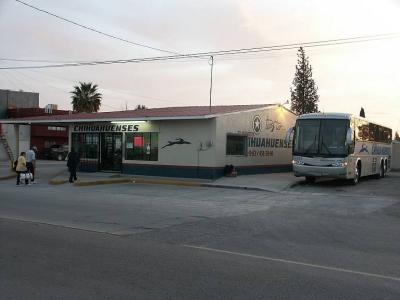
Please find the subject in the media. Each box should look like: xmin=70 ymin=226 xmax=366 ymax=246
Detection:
xmin=3 ymin=104 xmax=276 ymax=123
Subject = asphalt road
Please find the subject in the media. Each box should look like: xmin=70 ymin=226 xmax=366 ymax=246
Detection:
xmin=1 ymin=167 xmax=400 ymax=299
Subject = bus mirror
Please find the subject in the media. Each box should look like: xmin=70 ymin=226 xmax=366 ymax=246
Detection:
xmin=346 ymin=128 xmax=353 ymax=145
xmin=285 ymin=127 xmax=294 ymax=144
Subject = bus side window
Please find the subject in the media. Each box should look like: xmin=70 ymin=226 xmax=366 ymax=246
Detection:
xmin=369 ymin=123 xmax=378 ymax=142
xmin=383 ymin=127 xmax=392 ymax=143
xmin=357 ymin=119 xmax=369 ymax=141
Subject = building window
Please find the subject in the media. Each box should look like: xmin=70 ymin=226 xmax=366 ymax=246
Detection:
xmin=125 ymin=132 xmax=158 ymax=161
xmin=48 ymin=126 xmax=67 ymax=131
xmin=72 ymin=133 xmax=99 ymax=159
xmin=226 ymin=134 xmax=247 ymax=156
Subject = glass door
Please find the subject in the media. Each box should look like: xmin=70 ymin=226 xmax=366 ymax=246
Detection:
xmin=100 ymin=133 xmax=122 ymax=171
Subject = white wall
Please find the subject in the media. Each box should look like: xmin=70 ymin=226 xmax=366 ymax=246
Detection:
xmin=215 ymin=106 xmax=297 ymax=168
xmin=123 ymin=119 xmax=216 ymax=167
xmin=392 ymin=142 xmax=400 ymax=170
xmin=0 ymin=124 xmax=30 ymax=161
xmin=19 ymin=125 xmax=30 ymax=154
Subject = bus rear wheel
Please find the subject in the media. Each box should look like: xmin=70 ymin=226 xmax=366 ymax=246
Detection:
xmin=374 ymin=161 xmax=385 ymax=179
xmin=379 ymin=162 xmax=385 ymax=178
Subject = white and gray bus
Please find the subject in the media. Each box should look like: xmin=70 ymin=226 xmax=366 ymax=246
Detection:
xmin=288 ymin=113 xmax=392 ymax=184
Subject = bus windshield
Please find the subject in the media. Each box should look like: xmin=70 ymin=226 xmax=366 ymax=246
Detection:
xmin=294 ymin=119 xmax=349 ymax=157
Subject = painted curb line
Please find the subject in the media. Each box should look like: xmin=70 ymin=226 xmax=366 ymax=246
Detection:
xmin=49 ymin=179 xmax=68 ymax=185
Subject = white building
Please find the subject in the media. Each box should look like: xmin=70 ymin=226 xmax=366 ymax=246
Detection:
xmin=1 ymin=104 xmax=297 ymax=179
xmin=392 ymin=141 xmax=400 ymax=170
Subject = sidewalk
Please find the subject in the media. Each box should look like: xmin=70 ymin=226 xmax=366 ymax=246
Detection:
xmin=209 ymin=172 xmax=297 ymax=192
xmin=49 ymin=169 xmax=297 ymax=192
xmin=49 ymin=170 xmax=212 ymax=187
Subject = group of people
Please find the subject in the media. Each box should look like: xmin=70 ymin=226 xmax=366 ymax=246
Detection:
xmin=15 ymin=147 xmax=81 ymax=185
xmin=15 ymin=146 xmax=36 ymax=186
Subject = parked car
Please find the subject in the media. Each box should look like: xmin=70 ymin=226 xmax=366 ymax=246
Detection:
xmin=43 ymin=144 xmax=69 ymax=161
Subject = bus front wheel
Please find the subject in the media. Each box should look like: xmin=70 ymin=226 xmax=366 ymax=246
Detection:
xmin=351 ymin=163 xmax=360 ymax=185
xmin=305 ymin=176 xmax=316 ymax=183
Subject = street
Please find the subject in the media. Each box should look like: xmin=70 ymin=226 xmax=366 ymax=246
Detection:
xmin=1 ymin=165 xmax=400 ymax=299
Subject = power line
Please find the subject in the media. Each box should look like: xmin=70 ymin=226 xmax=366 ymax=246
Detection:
xmin=1 ymin=32 xmax=400 ymax=70
xmin=14 ymin=0 xmax=179 ymax=55
xmin=20 ymin=68 xmax=189 ymax=107
xmin=0 ymin=58 xmax=83 ymax=63
xmin=2 ymin=32 xmax=399 ymax=65
xmin=22 ymin=69 xmax=186 ymax=105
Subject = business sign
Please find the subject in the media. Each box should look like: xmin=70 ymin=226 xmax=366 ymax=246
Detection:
xmin=71 ymin=122 xmax=158 ymax=133
xmin=247 ymin=137 xmax=291 ymax=157
xmin=252 ymin=115 xmax=284 ymax=134
xmin=247 ymin=114 xmax=290 ymax=157
xmin=73 ymin=124 xmax=139 ymax=132
xmin=253 ymin=115 xmax=262 ymax=134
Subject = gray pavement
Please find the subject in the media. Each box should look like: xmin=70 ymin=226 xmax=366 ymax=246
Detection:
xmin=1 ymin=162 xmax=400 ymax=299
xmin=2 ymin=218 xmax=400 ymax=300
xmin=211 ymin=172 xmax=296 ymax=192
xmin=0 ymin=160 xmax=67 ymax=180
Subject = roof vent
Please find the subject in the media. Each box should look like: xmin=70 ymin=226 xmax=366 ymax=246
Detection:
xmin=44 ymin=104 xmax=58 ymax=114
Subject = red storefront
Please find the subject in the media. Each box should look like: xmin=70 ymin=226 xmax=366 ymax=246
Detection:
xmin=7 ymin=108 xmax=70 ymax=158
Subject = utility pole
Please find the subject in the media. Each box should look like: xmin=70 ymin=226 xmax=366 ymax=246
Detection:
xmin=209 ymin=55 xmax=214 ymax=113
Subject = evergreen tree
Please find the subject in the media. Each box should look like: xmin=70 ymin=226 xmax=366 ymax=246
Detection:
xmin=135 ymin=104 xmax=147 ymax=110
xmin=290 ymin=47 xmax=319 ymax=115
xmin=395 ymin=131 xmax=400 ymax=141
xmin=71 ymin=82 xmax=102 ymax=113
xmin=359 ymin=107 xmax=365 ymax=118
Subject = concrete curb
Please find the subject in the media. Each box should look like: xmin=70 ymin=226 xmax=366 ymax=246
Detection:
xmin=0 ymin=173 xmax=16 ymax=181
xmin=202 ymin=184 xmax=277 ymax=193
xmin=49 ymin=179 xmax=69 ymax=185
xmin=49 ymin=174 xmax=278 ymax=192
xmin=73 ymin=177 xmax=204 ymax=187
xmin=74 ymin=178 xmax=132 ymax=187
xmin=134 ymin=178 xmax=203 ymax=187
xmin=71 ymin=177 xmax=276 ymax=192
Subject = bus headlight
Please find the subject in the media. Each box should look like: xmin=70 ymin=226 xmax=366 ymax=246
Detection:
xmin=332 ymin=160 xmax=347 ymax=167
xmin=292 ymin=158 xmax=304 ymax=165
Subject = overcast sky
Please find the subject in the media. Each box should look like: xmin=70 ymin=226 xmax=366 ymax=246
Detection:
xmin=0 ymin=0 xmax=399 ymax=131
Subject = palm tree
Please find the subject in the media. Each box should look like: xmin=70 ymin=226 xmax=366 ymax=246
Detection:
xmin=71 ymin=82 xmax=102 ymax=113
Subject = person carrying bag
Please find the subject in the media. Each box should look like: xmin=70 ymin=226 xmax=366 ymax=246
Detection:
xmin=16 ymin=152 xmax=30 ymax=186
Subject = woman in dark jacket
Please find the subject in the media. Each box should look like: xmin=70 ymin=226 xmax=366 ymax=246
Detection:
xmin=67 ymin=150 xmax=80 ymax=183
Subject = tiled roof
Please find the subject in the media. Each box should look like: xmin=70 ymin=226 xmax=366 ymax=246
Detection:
xmin=3 ymin=104 xmax=275 ymax=123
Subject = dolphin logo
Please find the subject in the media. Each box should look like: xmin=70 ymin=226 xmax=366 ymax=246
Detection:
xmin=162 ymin=138 xmax=191 ymax=149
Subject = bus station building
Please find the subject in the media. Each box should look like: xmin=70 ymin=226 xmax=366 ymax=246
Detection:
xmin=1 ymin=104 xmax=297 ymax=179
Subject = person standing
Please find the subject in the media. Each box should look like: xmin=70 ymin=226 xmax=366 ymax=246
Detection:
xmin=26 ymin=146 xmax=36 ymax=183
xmin=67 ymin=149 xmax=80 ymax=183
xmin=16 ymin=152 xmax=29 ymax=186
